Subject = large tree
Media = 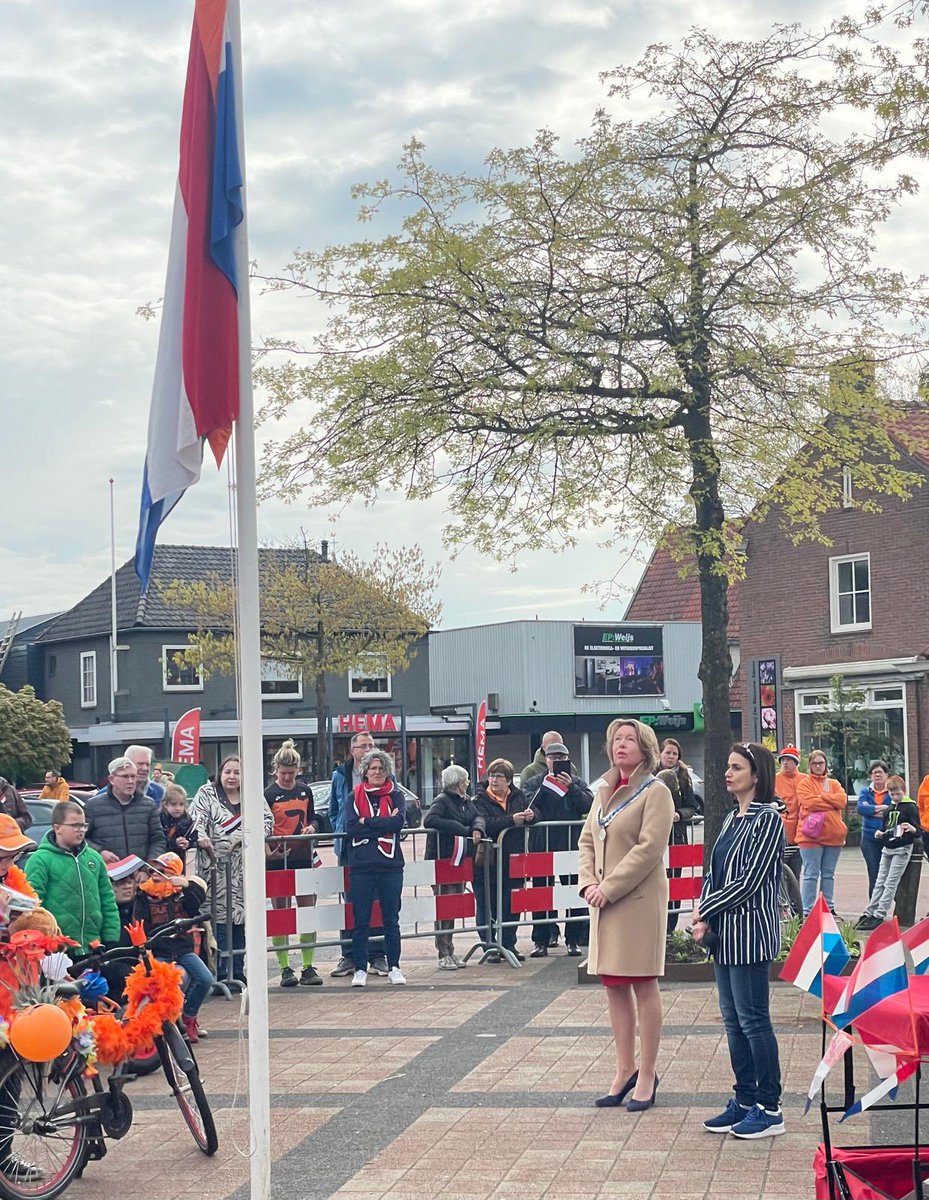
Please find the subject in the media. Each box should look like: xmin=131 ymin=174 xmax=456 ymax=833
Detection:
xmin=255 ymin=24 xmax=929 ymax=850
xmin=163 ymin=542 xmax=441 ymax=777
xmin=0 ymin=686 xmax=72 ymax=784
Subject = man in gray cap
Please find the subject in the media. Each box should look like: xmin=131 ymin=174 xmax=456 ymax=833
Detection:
xmin=522 ymin=741 xmax=593 ymax=956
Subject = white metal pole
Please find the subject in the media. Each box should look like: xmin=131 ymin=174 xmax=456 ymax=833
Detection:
xmin=228 ymin=3 xmax=272 ymax=1196
xmin=109 ymin=477 xmax=118 ymax=717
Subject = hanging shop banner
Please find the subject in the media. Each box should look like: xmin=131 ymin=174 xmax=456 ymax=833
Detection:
xmin=475 ymin=700 xmax=487 ymax=778
xmin=573 ymin=625 xmax=664 ymax=697
xmin=171 ymin=707 xmax=201 ymax=764
xmin=747 ymin=656 xmax=781 ymax=754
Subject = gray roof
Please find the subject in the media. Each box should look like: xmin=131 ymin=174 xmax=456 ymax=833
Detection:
xmin=0 ymin=612 xmax=62 ymax=639
xmin=37 ymin=545 xmax=321 ymax=644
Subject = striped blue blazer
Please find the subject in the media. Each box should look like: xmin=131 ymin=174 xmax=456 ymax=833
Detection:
xmin=699 ymin=802 xmax=786 ymax=966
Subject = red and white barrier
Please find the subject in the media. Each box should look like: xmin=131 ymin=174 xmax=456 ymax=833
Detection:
xmin=265 ymin=858 xmax=474 ymax=938
xmin=508 ymin=843 xmax=703 ymax=915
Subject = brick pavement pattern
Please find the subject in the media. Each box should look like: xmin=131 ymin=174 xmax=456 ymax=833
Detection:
xmin=72 ymin=849 xmax=929 ymax=1199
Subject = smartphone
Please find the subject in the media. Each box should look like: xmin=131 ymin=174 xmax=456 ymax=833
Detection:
xmin=551 ymin=758 xmax=572 ymax=776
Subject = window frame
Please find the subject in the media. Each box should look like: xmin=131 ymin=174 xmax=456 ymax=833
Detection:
xmin=347 ymin=654 xmax=393 ymax=700
xmin=829 ymin=552 xmax=872 ymax=634
xmin=79 ymin=651 xmax=97 ymax=708
xmin=260 ymin=658 xmax=303 ymax=702
xmin=841 ymin=466 xmax=854 ymax=508
xmin=161 ymin=644 xmax=204 ymax=693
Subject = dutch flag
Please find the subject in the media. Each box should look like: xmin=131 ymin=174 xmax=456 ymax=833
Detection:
xmin=830 ymin=919 xmax=910 ymax=1031
xmin=136 ymin=0 xmax=248 ymax=592
xmin=779 ymin=894 xmax=850 ymax=998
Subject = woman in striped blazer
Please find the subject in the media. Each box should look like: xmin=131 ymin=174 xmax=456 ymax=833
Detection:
xmin=692 ymin=742 xmax=786 ymax=1141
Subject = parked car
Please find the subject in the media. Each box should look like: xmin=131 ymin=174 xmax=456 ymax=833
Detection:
xmin=21 ymin=798 xmax=57 ymax=852
xmin=20 ymin=781 xmax=96 ymax=803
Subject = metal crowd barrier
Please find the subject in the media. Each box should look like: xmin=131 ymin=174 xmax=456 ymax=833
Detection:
xmin=203 ymin=820 xmax=704 ymax=992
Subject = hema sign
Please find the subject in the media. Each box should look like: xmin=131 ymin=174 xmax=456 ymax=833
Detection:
xmin=573 ymin=625 xmax=664 ymax=698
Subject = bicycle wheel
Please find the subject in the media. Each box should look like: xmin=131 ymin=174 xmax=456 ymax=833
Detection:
xmin=157 ymin=1030 xmax=218 ymax=1155
xmin=0 ymin=1056 xmax=89 ymax=1200
xmin=779 ymin=867 xmax=802 ymax=918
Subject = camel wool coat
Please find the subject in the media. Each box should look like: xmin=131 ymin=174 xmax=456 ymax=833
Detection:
xmin=578 ymin=764 xmax=675 ymax=977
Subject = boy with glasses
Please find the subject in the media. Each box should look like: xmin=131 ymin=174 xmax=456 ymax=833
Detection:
xmin=25 ymin=800 xmax=121 ymax=953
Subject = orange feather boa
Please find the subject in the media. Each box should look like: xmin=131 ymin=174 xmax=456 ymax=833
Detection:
xmin=4 ymin=866 xmax=37 ymax=899
xmin=89 ymin=955 xmax=184 ymax=1065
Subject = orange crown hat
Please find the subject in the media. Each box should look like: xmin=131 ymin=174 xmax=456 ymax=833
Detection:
xmin=777 ymin=745 xmax=801 ymax=764
xmin=154 ymin=852 xmax=184 ymax=877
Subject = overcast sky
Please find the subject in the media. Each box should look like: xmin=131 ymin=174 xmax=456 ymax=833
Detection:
xmin=0 ymin=0 xmax=902 ymax=629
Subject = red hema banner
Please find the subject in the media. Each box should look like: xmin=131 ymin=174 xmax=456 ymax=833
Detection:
xmin=171 ymin=707 xmax=201 ymax=764
xmin=475 ymin=700 xmax=487 ymax=779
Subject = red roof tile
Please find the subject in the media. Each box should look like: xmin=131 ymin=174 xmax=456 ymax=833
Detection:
xmin=625 ymin=543 xmax=740 ymax=638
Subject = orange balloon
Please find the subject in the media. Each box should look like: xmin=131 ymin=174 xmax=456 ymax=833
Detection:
xmin=9 ymin=1004 xmax=73 ymax=1063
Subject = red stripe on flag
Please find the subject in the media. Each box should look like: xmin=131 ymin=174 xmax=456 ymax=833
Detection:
xmin=436 ymin=892 xmax=475 ymax=921
xmin=266 ymin=908 xmax=297 ymax=937
xmin=434 ymin=859 xmax=473 ymax=885
xmin=510 ymin=886 xmax=554 ymax=913
xmin=264 ymin=869 xmax=297 ymax=899
xmin=345 ymin=902 xmax=383 ymax=931
xmin=668 ymin=877 xmax=704 ymax=901
xmin=668 ymin=843 xmax=703 ymax=869
xmin=510 ymin=853 xmax=553 ymax=879
xmin=178 ymin=19 xmax=239 ymax=460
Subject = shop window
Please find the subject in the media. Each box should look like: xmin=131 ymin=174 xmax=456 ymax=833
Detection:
xmin=80 ymin=651 xmax=96 ymax=708
xmin=348 ymin=655 xmax=392 ymax=699
xmin=260 ymin=658 xmax=302 ymax=700
xmin=797 ymin=685 xmax=906 ymax=795
xmin=162 ymin=645 xmax=203 ymax=692
xmin=829 ymin=553 xmax=871 ymax=633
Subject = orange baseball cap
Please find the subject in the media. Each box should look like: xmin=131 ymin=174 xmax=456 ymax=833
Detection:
xmin=0 ymin=814 xmax=37 ymax=855
xmin=154 ymin=852 xmax=184 ymax=876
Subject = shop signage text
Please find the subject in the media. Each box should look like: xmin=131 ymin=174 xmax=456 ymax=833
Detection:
xmin=337 ymin=713 xmax=399 ymax=734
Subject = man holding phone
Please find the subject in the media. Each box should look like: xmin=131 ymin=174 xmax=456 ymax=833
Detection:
xmin=523 ymin=742 xmax=593 ymax=956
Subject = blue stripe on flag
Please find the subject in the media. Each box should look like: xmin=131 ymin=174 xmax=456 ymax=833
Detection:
xmin=135 ymin=465 xmax=185 ymax=593
xmin=832 ymin=965 xmax=909 ymax=1030
xmin=210 ymin=41 xmax=244 ymax=292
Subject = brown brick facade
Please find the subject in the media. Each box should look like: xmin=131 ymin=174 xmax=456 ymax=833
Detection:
xmin=738 ymin=444 xmax=929 ymax=795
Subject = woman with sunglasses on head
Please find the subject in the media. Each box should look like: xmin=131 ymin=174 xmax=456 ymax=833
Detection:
xmin=693 ymin=742 xmax=786 ymax=1140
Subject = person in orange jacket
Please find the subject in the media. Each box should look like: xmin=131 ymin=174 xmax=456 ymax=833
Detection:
xmin=774 ymin=746 xmax=806 ymax=845
xmin=39 ymin=770 xmax=69 ymax=803
xmin=917 ymin=771 xmax=929 ymax=862
xmin=795 ymin=749 xmax=847 ymax=916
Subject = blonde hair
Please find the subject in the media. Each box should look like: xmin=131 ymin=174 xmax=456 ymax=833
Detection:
xmin=605 ymin=719 xmax=660 ymax=774
xmin=162 ymin=783 xmax=188 ymax=809
xmin=272 ymin=739 xmax=301 ymax=771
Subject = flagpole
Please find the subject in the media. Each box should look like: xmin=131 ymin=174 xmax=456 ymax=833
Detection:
xmin=227 ymin=2 xmax=272 ymax=1195
xmin=109 ymin=478 xmax=118 ymax=719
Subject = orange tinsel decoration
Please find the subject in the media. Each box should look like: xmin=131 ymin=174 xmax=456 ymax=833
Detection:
xmin=89 ymin=955 xmax=184 ymax=1066
xmin=5 ymin=866 xmax=37 ymax=900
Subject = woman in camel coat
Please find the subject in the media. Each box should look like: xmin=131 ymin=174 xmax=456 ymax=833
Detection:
xmin=579 ymin=718 xmax=674 ymax=1112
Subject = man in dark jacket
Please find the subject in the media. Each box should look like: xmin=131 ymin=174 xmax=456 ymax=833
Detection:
xmin=423 ymin=764 xmax=486 ymax=969
xmin=84 ymin=756 xmax=166 ymax=864
xmin=523 ymin=742 xmax=593 ymax=957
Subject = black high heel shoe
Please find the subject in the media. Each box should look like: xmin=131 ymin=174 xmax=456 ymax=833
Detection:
xmin=626 ymin=1074 xmax=659 ymax=1112
xmin=594 ymin=1070 xmax=638 ymax=1108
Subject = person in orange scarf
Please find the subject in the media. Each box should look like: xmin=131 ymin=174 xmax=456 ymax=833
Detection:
xmin=795 ymin=750 xmax=847 ymax=916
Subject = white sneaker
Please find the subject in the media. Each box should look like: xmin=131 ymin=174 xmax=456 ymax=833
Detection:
xmin=351 ymin=970 xmax=367 ymax=988
xmin=387 ymin=967 xmax=406 ymax=985
xmin=438 ymin=955 xmax=459 ymax=971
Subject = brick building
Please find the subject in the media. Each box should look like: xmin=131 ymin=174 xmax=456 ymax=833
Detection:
xmin=627 ymin=412 xmax=929 ymax=796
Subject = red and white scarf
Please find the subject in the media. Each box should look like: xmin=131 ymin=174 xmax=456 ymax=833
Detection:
xmin=353 ymin=781 xmax=397 ymax=858
xmin=541 ymin=773 xmax=570 ymax=798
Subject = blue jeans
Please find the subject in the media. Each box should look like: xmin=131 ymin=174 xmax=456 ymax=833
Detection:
xmin=799 ymin=844 xmax=842 ymax=914
xmin=176 ymin=952 xmax=215 ymax=1018
xmin=351 ymin=870 xmax=403 ymax=970
xmin=861 ymin=834 xmax=883 ymax=896
xmin=215 ymin=923 xmax=246 ymax=982
xmin=714 ymin=961 xmax=782 ymax=1110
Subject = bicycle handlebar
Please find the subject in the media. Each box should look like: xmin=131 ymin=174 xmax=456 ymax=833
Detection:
xmin=69 ymin=914 xmax=209 ymax=973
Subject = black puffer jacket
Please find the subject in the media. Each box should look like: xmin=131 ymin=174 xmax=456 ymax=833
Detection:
xmin=524 ymin=773 xmax=593 ymax=852
xmin=471 ymin=785 xmax=531 ymax=847
xmin=423 ymin=789 xmax=486 ymax=860
xmin=85 ymin=788 xmax=166 ymax=860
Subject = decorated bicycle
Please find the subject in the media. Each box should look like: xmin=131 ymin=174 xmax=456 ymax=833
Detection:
xmin=0 ymin=902 xmax=217 ymax=1200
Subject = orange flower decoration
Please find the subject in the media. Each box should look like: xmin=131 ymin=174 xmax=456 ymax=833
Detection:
xmin=126 ymin=920 xmax=147 ymax=947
